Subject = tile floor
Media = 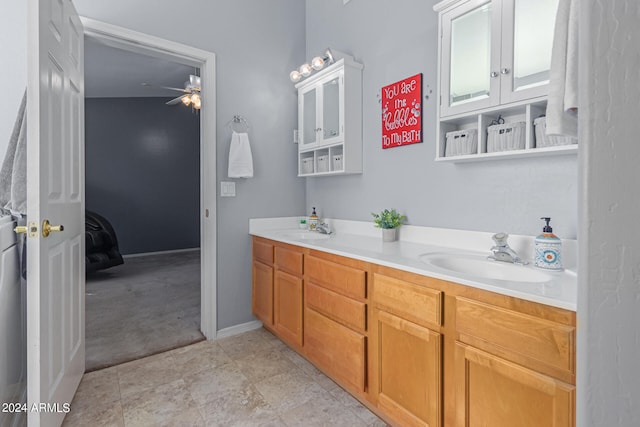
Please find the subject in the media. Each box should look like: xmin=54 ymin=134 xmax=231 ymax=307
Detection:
xmin=64 ymin=328 xmax=388 ymax=427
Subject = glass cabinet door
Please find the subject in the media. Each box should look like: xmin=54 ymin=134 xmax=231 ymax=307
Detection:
xmin=501 ymin=0 xmax=559 ymax=103
xmin=321 ymin=76 xmax=341 ymax=142
xmin=441 ymin=0 xmax=500 ymax=116
xmin=301 ymin=88 xmax=317 ymax=145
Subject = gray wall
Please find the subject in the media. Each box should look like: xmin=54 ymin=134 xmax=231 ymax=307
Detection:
xmin=305 ymin=0 xmax=578 ymax=239
xmin=74 ymin=0 xmax=307 ymax=329
xmin=0 ymin=2 xmax=27 ymax=158
xmin=85 ymin=97 xmax=200 ymax=255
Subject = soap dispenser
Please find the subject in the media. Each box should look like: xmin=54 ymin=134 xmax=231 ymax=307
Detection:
xmin=534 ymin=217 xmax=563 ymax=271
xmin=309 ymin=207 xmax=319 ymax=231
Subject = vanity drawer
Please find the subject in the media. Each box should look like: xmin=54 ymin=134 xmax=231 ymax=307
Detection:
xmin=275 ymin=245 xmax=303 ymax=276
xmin=305 ymin=282 xmax=367 ymax=333
xmin=373 ymin=273 xmax=443 ymax=329
xmin=305 ymin=255 xmax=366 ymax=299
xmin=455 ymin=297 xmax=575 ymax=378
xmin=253 ymin=238 xmax=273 ymax=264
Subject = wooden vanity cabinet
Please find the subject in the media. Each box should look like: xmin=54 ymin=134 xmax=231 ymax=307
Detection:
xmin=370 ymin=271 xmax=444 ymax=427
xmin=303 ymin=252 xmax=369 ymax=395
xmin=251 ymin=237 xmax=577 ymax=426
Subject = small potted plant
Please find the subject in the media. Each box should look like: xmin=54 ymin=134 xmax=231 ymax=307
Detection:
xmin=371 ymin=209 xmax=406 ymax=242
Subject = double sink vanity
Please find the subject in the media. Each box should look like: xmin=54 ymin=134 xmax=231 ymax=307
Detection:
xmin=250 ymin=217 xmax=576 ymax=426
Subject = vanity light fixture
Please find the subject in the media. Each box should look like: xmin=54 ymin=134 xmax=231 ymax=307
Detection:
xmin=289 ymin=48 xmax=336 ymax=83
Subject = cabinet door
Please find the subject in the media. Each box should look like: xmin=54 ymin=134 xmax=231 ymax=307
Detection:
xmin=440 ymin=0 xmax=501 ymax=116
xmin=455 ymin=343 xmax=575 ymax=427
xmin=252 ymin=260 xmax=273 ymax=326
xmin=500 ymin=0 xmax=559 ymax=103
xmin=374 ymin=309 xmax=442 ymax=427
xmin=304 ymin=307 xmax=367 ymax=393
xmin=274 ymin=270 xmax=303 ymax=347
xmin=299 ymin=85 xmax=318 ymax=146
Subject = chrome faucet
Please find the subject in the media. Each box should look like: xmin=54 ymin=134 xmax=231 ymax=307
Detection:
xmin=488 ymin=233 xmax=527 ymax=265
xmin=316 ymin=222 xmax=332 ymax=235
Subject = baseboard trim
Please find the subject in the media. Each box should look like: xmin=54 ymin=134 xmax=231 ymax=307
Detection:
xmin=123 ymin=247 xmax=200 ymax=259
xmin=215 ymin=320 xmax=263 ymax=339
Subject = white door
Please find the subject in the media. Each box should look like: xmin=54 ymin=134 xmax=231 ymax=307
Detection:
xmin=26 ymin=0 xmax=85 ymax=425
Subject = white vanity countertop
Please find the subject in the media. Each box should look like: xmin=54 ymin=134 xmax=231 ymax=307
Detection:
xmin=249 ymin=217 xmax=577 ymax=312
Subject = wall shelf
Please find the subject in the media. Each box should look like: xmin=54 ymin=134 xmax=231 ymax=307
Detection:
xmin=435 ymin=143 xmax=577 ymax=163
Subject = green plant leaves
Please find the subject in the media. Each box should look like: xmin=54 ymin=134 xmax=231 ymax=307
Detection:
xmin=371 ymin=209 xmax=406 ymax=229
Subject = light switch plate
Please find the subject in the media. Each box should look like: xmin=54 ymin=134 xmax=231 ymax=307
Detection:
xmin=221 ymin=181 xmax=236 ymax=197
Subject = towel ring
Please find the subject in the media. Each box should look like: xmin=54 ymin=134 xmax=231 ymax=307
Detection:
xmin=228 ymin=115 xmax=250 ymax=133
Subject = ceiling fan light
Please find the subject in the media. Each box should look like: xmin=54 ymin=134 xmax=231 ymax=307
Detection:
xmin=311 ymin=56 xmax=325 ymax=70
xmin=192 ymin=94 xmax=201 ymax=109
xmin=290 ymin=70 xmax=302 ymax=82
xmin=181 ymin=95 xmax=191 ymax=106
xmin=300 ymin=63 xmax=312 ymax=77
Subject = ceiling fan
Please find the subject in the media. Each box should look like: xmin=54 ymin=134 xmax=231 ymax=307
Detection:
xmin=142 ymin=74 xmax=202 ymax=109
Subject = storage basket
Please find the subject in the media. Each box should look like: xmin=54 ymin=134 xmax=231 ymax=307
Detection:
xmin=332 ymin=154 xmax=343 ymax=171
xmin=301 ymin=157 xmax=314 ymax=174
xmin=533 ymin=117 xmax=578 ymax=147
xmin=487 ymin=121 xmax=525 ymax=153
xmin=317 ymin=155 xmax=329 ymax=173
xmin=445 ymin=129 xmax=478 ymax=157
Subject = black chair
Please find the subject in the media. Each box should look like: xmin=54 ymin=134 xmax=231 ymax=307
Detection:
xmin=85 ymin=210 xmax=124 ymax=273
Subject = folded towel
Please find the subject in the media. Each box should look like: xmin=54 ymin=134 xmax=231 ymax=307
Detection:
xmin=228 ymin=131 xmax=254 ymax=178
xmin=545 ymin=0 xmax=579 ymax=137
xmin=0 ymin=89 xmax=27 ymax=215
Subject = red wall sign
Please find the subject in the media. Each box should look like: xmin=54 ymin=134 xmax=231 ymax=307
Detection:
xmin=381 ymin=73 xmax=423 ymax=149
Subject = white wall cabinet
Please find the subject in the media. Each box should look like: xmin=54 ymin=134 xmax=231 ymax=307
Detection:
xmin=296 ymin=58 xmax=363 ymax=176
xmin=434 ymin=0 xmax=576 ymax=162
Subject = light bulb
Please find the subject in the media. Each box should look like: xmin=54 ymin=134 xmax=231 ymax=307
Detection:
xmin=311 ymin=56 xmax=325 ymax=70
xmin=300 ymin=63 xmax=312 ymax=77
xmin=181 ymin=95 xmax=191 ymax=106
xmin=289 ymin=70 xmax=302 ymax=82
xmin=191 ymin=93 xmax=201 ymax=109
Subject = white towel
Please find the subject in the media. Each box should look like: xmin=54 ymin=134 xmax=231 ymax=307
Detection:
xmin=545 ymin=0 xmax=579 ymax=137
xmin=228 ymin=131 xmax=254 ymax=178
xmin=0 ymin=89 xmax=27 ymax=215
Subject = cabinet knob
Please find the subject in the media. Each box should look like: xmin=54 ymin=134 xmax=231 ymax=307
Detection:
xmin=315 ymin=128 xmax=322 ymax=132
xmin=501 ymin=68 xmax=510 ymax=75
xmin=490 ymin=71 xmax=499 ymax=78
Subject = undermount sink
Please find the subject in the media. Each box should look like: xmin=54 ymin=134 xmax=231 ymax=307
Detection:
xmin=419 ymin=252 xmax=553 ymax=284
xmin=277 ymin=230 xmax=331 ymax=241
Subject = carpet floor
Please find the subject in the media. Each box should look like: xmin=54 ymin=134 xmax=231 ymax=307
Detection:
xmin=85 ymin=250 xmax=203 ymax=372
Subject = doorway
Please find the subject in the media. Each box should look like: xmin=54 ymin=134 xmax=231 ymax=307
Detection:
xmin=81 ymin=18 xmax=218 ymax=363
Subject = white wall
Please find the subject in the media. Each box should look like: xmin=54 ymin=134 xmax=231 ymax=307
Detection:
xmin=73 ymin=0 xmax=307 ymax=329
xmin=0 ymin=2 xmax=27 ymax=158
xmin=305 ymin=0 xmax=578 ymax=239
xmin=578 ymin=1 xmax=640 ymax=425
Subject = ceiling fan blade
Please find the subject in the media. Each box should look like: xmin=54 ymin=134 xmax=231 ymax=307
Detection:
xmin=141 ymin=82 xmax=190 ymax=93
xmin=160 ymin=85 xmax=191 ymax=93
xmin=166 ymin=95 xmax=186 ymax=105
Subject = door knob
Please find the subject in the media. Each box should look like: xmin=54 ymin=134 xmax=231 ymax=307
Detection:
xmin=42 ymin=219 xmax=64 ymax=238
